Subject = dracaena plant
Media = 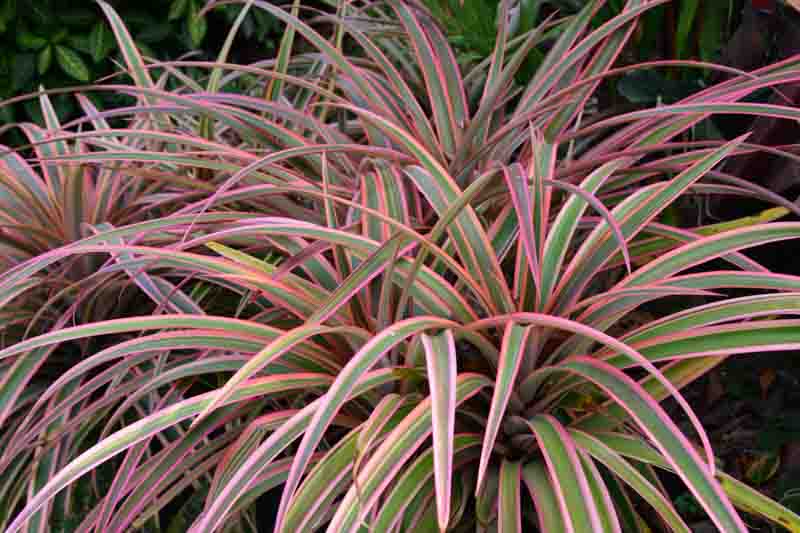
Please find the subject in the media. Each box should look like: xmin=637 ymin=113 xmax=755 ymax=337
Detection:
xmin=0 ymin=86 xmax=209 ymax=341
xmin=4 ymin=0 xmax=800 ymax=531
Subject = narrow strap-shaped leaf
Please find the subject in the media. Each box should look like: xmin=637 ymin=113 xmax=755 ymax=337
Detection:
xmin=394 ymin=167 xmax=500 ymax=324
xmin=522 ymin=461 xmax=568 ymax=533
xmin=324 ymin=374 xmax=491 ymax=533
xmin=629 ymin=320 xmax=800 ymax=364
xmin=182 ymin=369 xmax=399 ymax=533
xmin=0 ymin=347 xmax=53 ymax=431
xmin=3 ymin=372 xmax=354 ymax=533
xmin=553 ymin=134 xmax=748 ymax=314
xmin=37 ymin=89 xmax=70 ymax=198
xmin=498 ymin=460 xmax=522 ymax=533
xmin=193 ymin=324 xmax=369 ymax=425
xmin=540 ymin=158 xmax=627 ymax=303
xmin=515 ymin=0 xmax=601 ymax=111
xmin=527 ymin=415 xmax=602 ymax=532
xmin=390 ymin=1 xmax=466 ymax=158
xmin=218 ymin=317 xmax=456 ymax=533
xmin=535 ymin=357 xmax=747 ymax=532
xmin=23 ymin=379 xmax=79 ymax=533
xmin=619 ymin=293 xmax=800 ymax=348
xmin=96 ymin=0 xmax=171 ymax=130
xmin=0 ymin=313 xmax=315 ymax=362
xmin=420 ymin=329 xmax=458 ymax=531
xmin=264 ymin=0 xmax=299 ymax=101
xmin=372 ymin=434 xmax=481 ymax=532
xmin=570 ymin=429 xmax=691 ymax=532
xmin=504 ymin=163 xmax=542 ymax=302
xmin=477 ymin=323 xmax=530 ymax=492
xmin=592 ymin=432 xmax=800 ymax=532
xmin=622 ymin=222 xmax=800 ymax=288
xmin=577 ymin=449 xmax=622 ymax=533
xmin=335 ymin=105 xmax=515 ymax=313
xmin=470 ymin=313 xmax=710 ymax=468
xmin=544 ymin=178 xmax=630 ymax=274
xmin=281 ymin=427 xmax=360 ymax=533
xmin=545 ymin=0 xmax=651 ymax=137
xmin=307 ymin=234 xmax=408 ymax=324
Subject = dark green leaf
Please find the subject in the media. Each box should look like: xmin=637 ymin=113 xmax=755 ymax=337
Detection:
xmin=89 ymin=21 xmax=115 ymax=62
xmin=67 ymin=34 xmax=92 ymax=55
xmin=137 ymin=22 xmax=171 ymax=44
xmin=188 ymin=0 xmax=207 ymax=48
xmin=618 ymin=70 xmax=701 ymax=105
xmin=17 ymin=30 xmax=47 ymax=50
xmin=698 ymin=2 xmax=726 ymax=63
xmin=55 ymin=45 xmax=89 ymax=82
xmin=59 ymin=8 xmax=96 ymax=28
xmin=37 ymin=45 xmax=52 ymax=75
xmin=52 ymin=28 xmax=69 ymax=44
xmin=11 ymin=53 xmax=35 ymax=91
xmin=0 ymin=0 xmax=15 ymax=24
xmin=28 ymin=1 xmax=49 ymax=26
xmin=675 ymin=0 xmax=699 ymax=59
xmin=169 ymin=0 xmax=189 ymax=21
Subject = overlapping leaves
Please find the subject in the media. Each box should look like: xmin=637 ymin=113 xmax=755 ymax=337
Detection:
xmin=2 ymin=1 xmax=800 ymax=532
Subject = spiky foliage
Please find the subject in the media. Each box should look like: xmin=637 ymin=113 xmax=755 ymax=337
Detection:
xmin=3 ymin=1 xmax=800 ymax=531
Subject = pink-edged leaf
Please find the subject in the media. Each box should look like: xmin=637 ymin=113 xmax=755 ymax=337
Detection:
xmin=324 ymin=374 xmax=491 ymax=533
xmin=570 ymin=429 xmax=691 ymax=532
xmin=504 ymin=163 xmax=542 ymax=297
xmin=420 ymin=329 xmax=458 ymax=532
xmin=498 ymin=459 xmax=522 ymax=533
xmin=470 ymin=312 xmax=713 ymax=476
xmin=372 ymin=434 xmax=482 ymax=532
xmin=477 ymin=323 xmax=530 ymax=493
xmin=540 ymin=158 xmax=627 ymax=303
xmin=578 ymin=448 xmax=622 ymax=533
xmin=522 ymin=461 xmax=568 ymax=532
xmin=211 ymin=317 xmax=457 ymax=533
xmin=390 ymin=1 xmax=466 ymax=157
xmin=3 ymin=373 xmax=341 ymax=533
xmin=192 ymin=324 xmax=369 ymax=426
xmin=536 ymin=357 xmax=747 ymax=532
xmin=184 ymin=368 xmax=400 ymax=532
xmin=544 ymin=178 xmax=630 ymax=274
xmin=553 ymin=134 xmax=750 ymax=314
xmin=527 ymin=415 xmax=603 ymax=532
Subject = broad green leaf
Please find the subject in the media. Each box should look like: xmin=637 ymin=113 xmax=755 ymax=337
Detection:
xmin=188 ymin=0 xmax=208 ymax=48
xmin=54 ymin=46 xmax=89 ymax=82
xmin=36 ymin=46 xmax=51 ymax=75
xmin=16 ymin=30 xmax=46 ymax=51
xmin=169 ymin=0 xmax=189 ymax=20
xmin=89 ymin=21 xmax=115 ymax=63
